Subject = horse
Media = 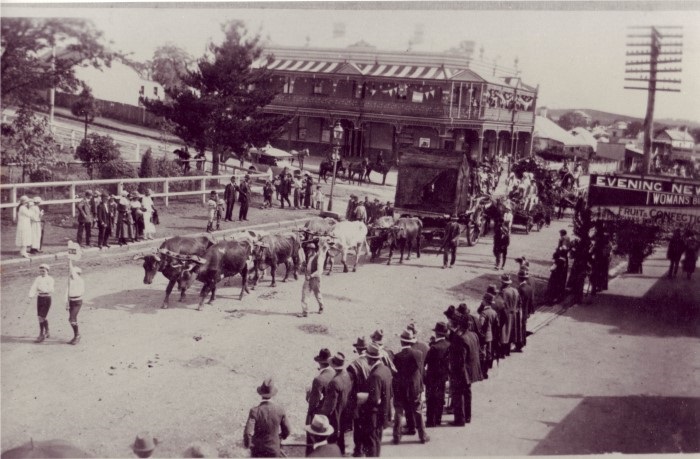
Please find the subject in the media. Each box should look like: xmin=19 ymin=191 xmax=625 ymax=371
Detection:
xmin=346 ymin=162 xmax=367 ymax=185
xmin=366 ymin=162 xmax=392 ymax=185
xmin=318 ymin=159 xmax=346 ymax=183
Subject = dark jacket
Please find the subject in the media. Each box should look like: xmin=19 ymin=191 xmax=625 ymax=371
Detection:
xmin=478 ymin=305 xmax=499 ymax=343
xmin=224 ymin=182 xmax=238 ymax=203
xmin=518 ymin=281 xmax=535 ymax=317
xmin=364 ymin=361 xmax=392 ymax=423
xmin=96 ymin=202 xmax=113 ymax=227
xmin=443 ymin=221 xmax=461 ymax=247
xmin=307 ymin=367 xmax=335 ymax=421
xmin=448 ymin=331 xmax=470 ymax=385
xmin=393 ymin=346 xmax=424 ymax=404
xmin=320 ymin=369 xmax=352 ymax=429
xmin=239 ymin=181 xmax=250 ymax=203
xmin=463 ymin=330 xmax=484 ymax=383
xmin=244 ymin=400 xmax=291 ymax=457
xmin=308 ymin=443 xmax=342 ymax=457
xmin=424 ymin=337 xmax=450 ymax=384
xmin=667 ymin=235 xmax=685 ymax=261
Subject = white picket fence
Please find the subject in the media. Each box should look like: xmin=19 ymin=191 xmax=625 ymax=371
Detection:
xmin=0 ymin=168 xmax=268 ymax=222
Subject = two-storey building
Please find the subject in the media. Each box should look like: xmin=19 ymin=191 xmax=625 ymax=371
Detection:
xmin=256 ymin=42 xmax=537 ymax=163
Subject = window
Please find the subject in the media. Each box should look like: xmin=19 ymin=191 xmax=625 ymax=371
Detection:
xmin=313 ymin=81 xmax=324 ymax=95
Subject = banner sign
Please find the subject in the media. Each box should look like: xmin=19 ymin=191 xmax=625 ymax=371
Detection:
xmin=589 ymin=174 xmax=700 ymax=208
xmin=593 ymin=206 xmax=700 ymax=227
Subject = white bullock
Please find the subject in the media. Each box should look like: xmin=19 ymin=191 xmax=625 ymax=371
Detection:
xmin=325 ymin=221 xmax=370 ymax=274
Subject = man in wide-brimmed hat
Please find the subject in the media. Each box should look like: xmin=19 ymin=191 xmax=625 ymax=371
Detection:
xmin=306 ymin=348 xmax=335 ymax=455
xmin=132 ymin=432 xmax=157 ymax=458
xmin=305 ymin=414 xmax=340 ymax=457
xmin=244 ymin=378 xmax=291 ymax=458
xmin=319 ymin=352 xmax=352 ymax=455
xmin=440 ymin=214 xmax=462 ymax=269
xmin=445 ymin=309 xmax=471 ymax=426
xmin=359 ymin=343 xmax=393 ymax=457
xmin=369 ymin=329 xmax=397 ymax=374
xmin=425 ymin=321 xmax=450 ymax=427
xmin=500 ymin=273 xmax=520 ymax=357
xmin=392 ymin=329 xmax=430 ymax=445
xmin=347 ymin=337 xmax=371 ymax=457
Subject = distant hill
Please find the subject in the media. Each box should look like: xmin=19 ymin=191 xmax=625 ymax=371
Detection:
xmin=546 ymin=108 xmax=700 ymax=129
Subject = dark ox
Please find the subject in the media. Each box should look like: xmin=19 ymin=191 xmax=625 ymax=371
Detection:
xmin=251 ymin=232 xmax=302 ymax=288
xmin=387 ymin=217 xmax=422 ymax=265
xmin=135 ymin=235 xmax=214 ymax=308
xmin=177 ymin=240 xmax=253 ymax=310
xmin=368 ymin=215 xmax=395 ymax=260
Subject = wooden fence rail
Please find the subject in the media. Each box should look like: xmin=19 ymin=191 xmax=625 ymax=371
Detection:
xmin=0 ymin=168 xmax=268 ymax=222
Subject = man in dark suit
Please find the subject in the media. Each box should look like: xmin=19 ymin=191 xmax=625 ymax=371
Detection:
xmin=515 ymin=269 xmax=534 ymax=351
xmin=478 ymin=292 xmax=499 ymax=379
xmin=306 ymin=414 xmax=341 ymax=457
xmin=224 ymin=176 xmax=238 ymax=221
xmin=440 ymin=214 xmax=461 ymax=269
xmin=244 ymin=378 xmax=291 ymax=458
xmin=444 ymin=307 xmax=471 ymax=426
xmin=96 ymin=194 xmax=113 ymax=249
xmin=462 ymin=314 xmax=484 ymax=424
xmin=321 ymin=352 xmax=352 ymax=455
xmin=307 ymin=348 xmax=335 ymax=455
xmin=392 ymin=330 xmax=430 ymax=445
xmin=347 ymin=337 xmax=371 ymax=457
xmin=425 ymin=322 xmax=450 ymax=427
xmin=500 ymin=274 xmax=520 ymax=357
xmin=238 ymin=175 xmax=251 ymax=221
xmin=76 ymin=190 xmax=94 ymax=247
xmin=360 ymin=343 xmax=392 ymax=457
xmin=407 ymin=323 xmax=429 ymax=365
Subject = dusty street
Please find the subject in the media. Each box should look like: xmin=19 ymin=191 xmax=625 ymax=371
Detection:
xmin=2 ymin=210 xmax=698 ymax=457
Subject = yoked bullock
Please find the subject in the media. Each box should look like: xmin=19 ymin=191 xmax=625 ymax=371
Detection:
xmin=251 ymin=231 xmax=303 ymax=288
xmin=386 ymin=217 xmax=422 ymax=265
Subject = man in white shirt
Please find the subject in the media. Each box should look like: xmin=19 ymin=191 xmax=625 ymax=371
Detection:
xmin=28 ymin=264 xmax=54 ymax=342
xmin=66 ymin=266 xmax=85 ymax=345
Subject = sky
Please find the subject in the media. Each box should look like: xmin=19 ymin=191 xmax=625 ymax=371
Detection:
xmin=5 ymin=2 xmax=700 ymax=122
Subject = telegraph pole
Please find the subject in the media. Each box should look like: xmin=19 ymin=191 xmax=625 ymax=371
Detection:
xmin=624 ymin=26 xmax=682 ymax=174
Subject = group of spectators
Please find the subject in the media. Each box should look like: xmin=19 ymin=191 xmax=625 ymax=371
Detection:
xmin=346 ymin=196 xmax=393 ymax=224
xmin=263 ymin=171 xmax=323 ymax=211
xmin=14 ymin=195 xmax=45 ymax=258
xmin=245 ymin=267 xmax=535 ymax=458
xmin=666 ymin=229 xmax=699 ymax=280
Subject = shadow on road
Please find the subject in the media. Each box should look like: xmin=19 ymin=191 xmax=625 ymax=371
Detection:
xmin=532 ymin=395 xmax=700 ymax=454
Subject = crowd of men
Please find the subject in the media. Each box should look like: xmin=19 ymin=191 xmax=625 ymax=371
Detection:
xmin=345 ymin=196 xmax=393 ymax=224
xmin=244 ymin=266 xmax=535 ymax=458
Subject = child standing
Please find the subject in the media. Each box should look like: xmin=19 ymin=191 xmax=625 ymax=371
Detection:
xmin=206 ymin=191 xmax=218 ymax=232
xmin=313 ymin=186 xmax=325 ymax=210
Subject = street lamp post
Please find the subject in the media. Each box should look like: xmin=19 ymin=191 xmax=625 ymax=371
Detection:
xmin=327 ymin=122 xmax=344 ymax=212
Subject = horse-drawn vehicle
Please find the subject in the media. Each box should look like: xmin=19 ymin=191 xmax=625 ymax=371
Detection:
xmin=393 ymin=148 xmax=484 ymax=246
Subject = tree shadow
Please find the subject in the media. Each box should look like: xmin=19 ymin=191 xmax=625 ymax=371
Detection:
xmin=532 ymin=395 xmax=700 ymax=454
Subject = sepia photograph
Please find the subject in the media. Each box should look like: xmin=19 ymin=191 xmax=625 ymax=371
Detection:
xmin=1 ymin=1 xmax=699 ymax=457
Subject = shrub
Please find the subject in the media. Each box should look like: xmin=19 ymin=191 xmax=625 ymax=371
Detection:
xmin=75 ymin=133 xmax=120 ymax=179
xmin=29 ymin=167 xmax=53 ymax=182
xmin=155 ymin=156 xmax=184 ymax=178
xmin=99 ymin=158 xmax=138 ymax=180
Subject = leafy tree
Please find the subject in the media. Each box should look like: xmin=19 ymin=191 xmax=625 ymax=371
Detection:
xmin=1 ymin=18 xmax=116 ymax=109
xmin=99 ymin=158 xmax=137 ymax=180
xmin=150 ymin=44 xmax=194 ymax=90
xmin=139 ymin=148 xmax=156 ymax=178
xmin=624 ymin=120 xmax=643 ymax=138
xmin=70 ymin=83 xmax=100 ymax=139
xmin=143 ymin=20 xmax=288 ymax=175
xmin=154 ymin=156 xmax=183 ymax=178
xmin=0 ymin=107 xmax=60 ymax=182
xmin=75 ymin=133 xmax=120 ymax=179
xmin=556 ymin=111 xmax=589 ymax=131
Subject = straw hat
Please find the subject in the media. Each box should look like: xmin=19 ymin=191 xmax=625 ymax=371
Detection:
xmin=19 ymin=195 xmax=30 ymax=204
xmin=305 ymin=414 xmax=334 ymax=437
xmin=131 ymin=432 xmax=157 ymax=454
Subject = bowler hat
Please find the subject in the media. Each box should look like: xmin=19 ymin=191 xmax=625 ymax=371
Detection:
xmin=256 ymin=377 xmax=278 ymax=398
xmin=406 ymin=323 xmax=419 ymax=335
xmin=330 ymin=352 xmax=345 ymax=369
xmin=457 ymin=303 xmax=469 ymax=315
xmin=399 ymin=329 xmax=417 ymax=344
xmin=352 ymin=337 xmax=368 ymax=350
xmin=500 ymin=274 xmax=512 ymax=284
xmin=305 ymin=414 xmax=334 ymax=437
xmin=132 ymin=432 xmax=157 ymax=454
xmin=313 ymin=348 xmax=332 ymax=364
xmin=432 ymin=321 xmax=449 ymax=336
xmin=486 ymin=284 xmax=498 ymax=295
xmin=518 ymin=270 xmax=529 ymax=279
xmin=365 ymin=343 xmax=381 ymax=360
xmin=443 ymin=305 xmax=456 ymax=320
xmin=370 ymin=329 xmax=384 ymax=343
xmin=483 ymin=292 xmax=495 ymax=303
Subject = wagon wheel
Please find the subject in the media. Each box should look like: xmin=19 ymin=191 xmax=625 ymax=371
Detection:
xmin=525 ymin=216 xmax=534 ymax=234
xmin=466 ymin=222 xmax=480 ymax=246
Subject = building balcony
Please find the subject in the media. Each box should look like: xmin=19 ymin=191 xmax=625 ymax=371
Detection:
xmin=267 ymin=93 xmax=534 ymax=124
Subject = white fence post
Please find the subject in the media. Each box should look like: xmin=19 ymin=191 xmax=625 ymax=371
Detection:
xmin=10 ymin=187 xmax=17 ymax=222
xmin=201 ymin=178 xmax=206 ymax=204
xmin=164 ymin=180 xmax=169 ymax=207
xmin=117 ymin=182 xmax=123 ymax=197
xmin=70 ymin=183 xmax=76 ymax=217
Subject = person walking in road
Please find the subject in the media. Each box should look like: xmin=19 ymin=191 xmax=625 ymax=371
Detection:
xmin=441 ymin=215 xmax=461 ymax=269
xmin=66 ymin=266 xmax=84 ymax=345
xmin=424 ymin=321 xmax=450 ymax=427
xmin=347 ymin=337 xmax=371 ymax=457
xmin=244 ymin=378 xmax=291 ymax=458
xmin=306 ymin=348 xmax=335 ymax=455
xmin=279 ymin=173 xmax=292 ymax=209
xmin=306 ymin=414 xmax=341 ymax=457
xmin=224 ymin=176 xmax=238 ymax=221
xmin=493 ymin=223 xmax=510 ymax=270
xmin=239 ymin=175 xmax=251 ymax=221
xmin=16 ymin=196 xmax=33 ymax=258
xmin=360 ymin=343 xmax=393 ymax=457
xmin=682 ymin=231 xmax=698 ymax=280
xmin=667 ymin=229 xmax=685 ymax=279
xmin=28 ymin=264 xmax=54 ymax=343
xmin=76 ymin=190 xmax=94 ymax=247
xmin=298 ymin=239 xmax=327 ymax=318
xmin=97 ymin=194 xmax=113 ymax=249
xmin=320 ymin=353 xmax=353 ymax=455
xmin=392 ymin=329 xmax=430 ymax=445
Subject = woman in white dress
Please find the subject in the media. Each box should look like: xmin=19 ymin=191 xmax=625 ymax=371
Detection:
xmin=141 ymin=189 xmax=156 ymax=240
xmin=16 ymin=196 xmax=33 ymax=258
xmin=30 ymin=196 xmax=44 ymax=253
